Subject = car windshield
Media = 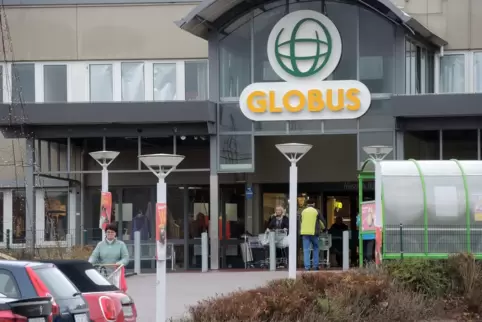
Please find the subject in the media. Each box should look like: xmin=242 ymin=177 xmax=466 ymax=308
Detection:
xmin=34 ymin=266 xmax=79 ymax=299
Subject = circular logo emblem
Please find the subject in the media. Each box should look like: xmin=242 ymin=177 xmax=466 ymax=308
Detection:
xmin=267 ymin=10 xmax=342 ymax=82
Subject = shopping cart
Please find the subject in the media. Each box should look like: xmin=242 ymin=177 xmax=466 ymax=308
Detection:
xmin=272 ymin=229 xmax=288 ymax=268
xmin=241 ymin=234 xmax=267 ymax=268
xmin=318 ymin=233 xmax=332 ymax=268
xmin=94 ymin=264 xmax=127 ymax=291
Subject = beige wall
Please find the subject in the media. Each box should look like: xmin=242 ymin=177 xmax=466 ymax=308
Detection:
xmin=3 ymin=3 xmax=207 ymax=61
xmin=391 ymin=0 xmax=482 ymax=50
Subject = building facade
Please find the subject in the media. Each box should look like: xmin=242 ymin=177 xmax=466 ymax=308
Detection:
xmin=0 ymin=0 xmax=481 ymax=270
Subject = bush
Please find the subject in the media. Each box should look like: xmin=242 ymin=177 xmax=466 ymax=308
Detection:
xmin=188 ymin=271 xmax=434 ymax=322
xmin=2 ymin=245 xmax=93 ymax=261
xmin=383 ymin=258 xmax=450 ymax=296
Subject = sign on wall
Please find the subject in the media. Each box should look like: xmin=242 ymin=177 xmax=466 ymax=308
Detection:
xmin=239 ymin=10 xmax=371 ymax=121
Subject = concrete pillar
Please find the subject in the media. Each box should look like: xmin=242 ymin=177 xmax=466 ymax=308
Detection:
xmin=25 ymin=137 xmax=36 ymax=251
xmin=209 ymin=135 xmax=219 ymax=270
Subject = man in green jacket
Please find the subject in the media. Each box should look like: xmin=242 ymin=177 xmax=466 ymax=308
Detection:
xmin=89 ymin=223 xmax=130 ymax=269
xmin=300 ymin=200 xmax=326 ymax=271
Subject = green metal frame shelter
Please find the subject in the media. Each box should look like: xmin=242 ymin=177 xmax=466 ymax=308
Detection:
xmin=358 ymin=159 xmax=482 ymax=264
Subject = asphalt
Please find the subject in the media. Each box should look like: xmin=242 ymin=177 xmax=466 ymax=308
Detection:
xmin=127 ymin=270 xmax=292 ymax=321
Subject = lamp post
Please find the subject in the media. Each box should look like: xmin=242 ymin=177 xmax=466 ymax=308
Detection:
xmin=138 ymin=153 xmax=185 ymax=322
xmin=361 ymin=145 xmax=393 ymax=265
xmin=89 ymin=150 xmax=119 ymax=241
xmin=276 ymin=143 xmax=312 ymax=279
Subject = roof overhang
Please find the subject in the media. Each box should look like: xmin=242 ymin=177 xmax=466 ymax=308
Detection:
xmin=176 ymin=0 xmax=447 ymax=47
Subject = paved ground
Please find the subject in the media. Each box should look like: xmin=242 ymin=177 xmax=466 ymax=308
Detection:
xmin=127 ymin=271 xmax=291 ymax=321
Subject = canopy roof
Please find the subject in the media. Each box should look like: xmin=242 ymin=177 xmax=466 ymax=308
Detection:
xmin=176 ymin=0 xmax=447 ymax=47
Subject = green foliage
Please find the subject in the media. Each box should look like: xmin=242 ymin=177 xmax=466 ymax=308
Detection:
xmin=383 ymin=258 xmax=450 ymax=296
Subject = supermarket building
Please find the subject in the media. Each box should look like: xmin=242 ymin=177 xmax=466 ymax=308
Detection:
xmin=0 ymin=0 xmax=481 ymax=270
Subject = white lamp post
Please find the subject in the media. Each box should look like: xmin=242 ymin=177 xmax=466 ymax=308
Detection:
xmin=138 ymin=153 xmax=185 ymax=322
xmin=90 ymin=150 xmax=119 ymax=241
xmin=362 ymin=145 xmax=393 ymax=239
xmin=276 ymin=143 xmax=312 ymax=279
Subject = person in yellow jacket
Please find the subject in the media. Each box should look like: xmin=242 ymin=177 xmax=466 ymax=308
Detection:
xmin=300 ymin=200 xmax=326 ymax=271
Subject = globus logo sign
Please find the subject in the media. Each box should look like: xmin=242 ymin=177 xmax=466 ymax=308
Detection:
xmin=239 ymin=10 xmax=371 ymax=122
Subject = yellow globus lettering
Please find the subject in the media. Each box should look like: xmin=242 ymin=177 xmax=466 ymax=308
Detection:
xmin=307 ymin=89 xmax=324 ymax=112
xmin=326 ymin=89 xmax=344 ymax=112
xmin=345 ymin=88 xmax=361 ymax=111
xmin=283 ymin=90 xmax=305 ymax=112
xmin=268 ymin=91 xmax=283 ymax=113
xmin=247 ymin=91 xmax=267 ymax=113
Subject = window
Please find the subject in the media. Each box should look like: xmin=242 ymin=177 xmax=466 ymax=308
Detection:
xmin=44 ymin=191 xmax=69 ymax=242
xmin=474 ymin=52 xmax=482 ymax=92
xmin=12 ymin=63 xmax=35 ymax=103
xmin=219 ymin=134 xmax=253 ymax=171
xmin=442 ymin=130 xmax=478 ymax=160
xmin=153 ymin=63 xmax=176 ymax=101
xmin=404 ymin=131 xmax=440 ymax=160
xmin=34 ymin=266 xmax=79 ymax=299
xmin=439 ymin=54 xmax=465 ymax=93
xmin=90 ymin=64 xmax=113 ymax=101
xmin=0 ymin=66 xmax=3 ymax=102
xmin=84 ymin=269 xmax=113 ymax=287
xmin=44 ymin=65 xmax=67 ymax=102
xmin=0 ymin=270 xmax=20 ymax=298
xmin=12 ymin=190 xmax=25 ymax=244
xmin=185 ymin=61 xmax=208 ymax=100
xmin=121 ymin=62 xmax=145 ymax=101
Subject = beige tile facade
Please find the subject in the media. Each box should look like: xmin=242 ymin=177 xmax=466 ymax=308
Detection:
xmin=2 ymin=3 xmax=207 ymax=61
xmin=391 ymin=0 xmax=482 ymax=50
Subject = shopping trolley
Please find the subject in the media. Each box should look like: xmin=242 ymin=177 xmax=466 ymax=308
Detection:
xmin=240 ymin=234 xmax=267 ymax=268
xmin=272 ymin=229 xmax=288 ymax=268
xmin=94 ymin=264 xmax=127 ymax=291
xmin=319 ymin=233 xmax=332 ymax=268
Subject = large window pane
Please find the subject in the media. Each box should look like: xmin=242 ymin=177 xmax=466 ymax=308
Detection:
xmin=123 ymin=188 xmax=153 ymax=241
xmin=359 ymin=99 xmax=395 ymax=129
xmin=220 ymin=13 xmax=251 ymax=98
xmin=219 ymin=103 xmax=252 ymax=132
xmin=12 ymin=190 xmax=26 ymax=244
xmin=440 ymin=54 xmax=465 ymax=93
xmin=12 ymin=64 xmax=35 ymax=103
xmin=89 ymin=64 xmax=113 ymax=102
xmin=153 ymin=63 xmax=176 ymax=101
xmin=121 ymin=62 xmax=145 ymax=101
xmin=44 ymin=190 xmax=69 ymax=241
xmin=404 ymin=131 xmax=440 ymax=160
xmin=0 ymin=66 xmax=4 ymax=102
xmin=474 ymin=52 xmax=482 ymax=92
xmin=359 ymin=6 xmax=395 ymax=93
xmin=219 ymin=135 xmax=253 ymax=171
xmin=44 ymin=65 xmax=67 ymax=103
xmin=442 ymin=130 xmax=477 ymax=160
xmin=185 ymin=61 xmax=208 ymax=100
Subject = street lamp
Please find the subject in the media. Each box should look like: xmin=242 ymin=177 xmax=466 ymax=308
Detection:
xmin=276 ymin=143 xmax=312 ymax=279
xmin=138 ymin=153 xmax=185 ymax=322
xmin=362 ymin=146 xmax=392 ymax=263
xmin=90 ymin=150 xmax=119 ymax=241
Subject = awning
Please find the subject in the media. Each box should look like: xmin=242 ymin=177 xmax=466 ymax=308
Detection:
xmin=176 ymin=0 xmax=447 ymax=47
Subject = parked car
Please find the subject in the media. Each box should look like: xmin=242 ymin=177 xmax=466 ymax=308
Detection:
xmin=0 ymin=260 xmax=90 ymax=322
xmin=0 ymin=294 xmax=53 ymax=321
xmin=46 ymin=260 xmax=137 ymax=322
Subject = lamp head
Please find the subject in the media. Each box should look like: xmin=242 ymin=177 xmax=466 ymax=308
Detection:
xmin=276 ymin=143 xmax=312 ymax=163
xmin=138 ymin=153 xmax=185 ymax=177
xmin=89 ymin=150 xmax=120 ymax=167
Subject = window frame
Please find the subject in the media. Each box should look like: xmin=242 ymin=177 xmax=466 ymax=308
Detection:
xmin=151 ymin=60 xmax=185 ymax=101
xmin=9 ymin=62 xmax=36 ymax=104
xmin=88 ymin=62 xmax=117 ymax=102
xmin=435 ymin=50 xmax=472 ymax=94
xmin=0 ymin=269 xmax=21 ymax=298
xmin=37 ymin=62 xmax=71 ymax=103
xmin=184 ymin=59 xmax=209 ymax=101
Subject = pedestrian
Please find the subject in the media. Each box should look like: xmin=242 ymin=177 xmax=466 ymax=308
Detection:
xmin=300 ymin=199 xmax=326 ymax=271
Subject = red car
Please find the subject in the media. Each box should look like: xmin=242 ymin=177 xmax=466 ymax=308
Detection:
xmin=47 ymin=260 xmax=137 ymax=322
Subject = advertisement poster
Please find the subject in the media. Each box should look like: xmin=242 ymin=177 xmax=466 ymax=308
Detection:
xmin=361 ymin=201 xmax=376 ymax=232
xmin=474 ymin=194 xmax=482 ymax=221
xmin=156 ymin=203 xmax=167 ymax=260
xmin=99 ymin=192 xmax=112 ymax=231
xmin=375 ymin=227 xmax=382 ymax=266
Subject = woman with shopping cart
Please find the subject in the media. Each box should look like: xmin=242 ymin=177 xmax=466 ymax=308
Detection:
xmin=88 ymin=223 xmax=130 ymax=289
xmin=266 ymin=206 xmax=289 ymax=268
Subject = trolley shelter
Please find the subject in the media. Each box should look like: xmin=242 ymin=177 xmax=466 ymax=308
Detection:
xmin=358 ymin=159 xmax=482 ymax=264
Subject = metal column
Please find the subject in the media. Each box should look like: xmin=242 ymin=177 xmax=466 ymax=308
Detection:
xmin=25 ymin=137 xmax=36 ymax=252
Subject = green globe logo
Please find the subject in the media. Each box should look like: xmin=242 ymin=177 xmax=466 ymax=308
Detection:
xmin=274 ymin=18 xmax=332 ymax=78
xmin=267 ymin=10 xmax=342 ymax=82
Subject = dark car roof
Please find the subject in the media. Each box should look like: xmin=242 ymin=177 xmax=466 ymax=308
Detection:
xmin=40 ymin=260 xmax=118 ymax=293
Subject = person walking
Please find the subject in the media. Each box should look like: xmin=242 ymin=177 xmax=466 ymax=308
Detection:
xmin=89 ymin=223 xmax=130 ymax=268
xmin=300 ymin=200 xmax=326 ymax=271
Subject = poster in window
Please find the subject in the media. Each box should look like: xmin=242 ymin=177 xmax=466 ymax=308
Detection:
xmin=474 ymin=194 xmax=482 ymax=221
xmin=361 ymin=201 xmax=376 ymax=232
